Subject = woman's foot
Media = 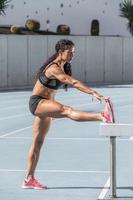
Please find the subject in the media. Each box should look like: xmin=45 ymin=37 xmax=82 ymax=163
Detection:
xmin=22 ymin=178 xmax=47 ymax=189
xmin=102 ymin=102 xmax=112 ymax=123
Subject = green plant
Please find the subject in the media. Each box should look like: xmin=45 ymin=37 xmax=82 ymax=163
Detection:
xmin=120 ymin=0 xmax=133 ymax=35
xmin=10 ymin=24 xmax=21 ymax=34
xmin=56 ymin=24 xmax=71 ymax=35
xmin=0 ymin=0 xmax=11 ymax=15
xmin=90 ymin=19 xmax=99 ymax=36
xmin=25 ymin=19 xmax=40 ymax=31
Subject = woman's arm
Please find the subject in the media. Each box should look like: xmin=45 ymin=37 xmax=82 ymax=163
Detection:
xmin=48 ymin=64 xmax=107 ymax=101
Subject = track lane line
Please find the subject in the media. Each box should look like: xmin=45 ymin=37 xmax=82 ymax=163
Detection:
xmin=0 ymin=169 xmax=109 ymax=173
xmin=0 ymin=126 xmax=32 ymax=138
xmin=98 ymin=177 xmax=110 ymax=199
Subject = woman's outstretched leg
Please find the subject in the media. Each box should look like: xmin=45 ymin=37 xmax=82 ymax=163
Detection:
xmin=35 ymin=99 xmax=105 ymax=122
xmin=63 ymin=107 xmax=102 ymax=121
xmin=60 ymin=104 xmax=111 ymax=123
xmin=22 ymin=116 xmax=52 ymax=189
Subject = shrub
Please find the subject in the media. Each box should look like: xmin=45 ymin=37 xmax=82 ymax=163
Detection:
xmin=10 ymin=24 xmax=21 ymax=34
xmin=25 ymin=19 xmax=40 ymax=31
xmin=90 ymin=19 xmax=99 ymax=36
xmin=56 ymin=24 xmax=71 ymax=35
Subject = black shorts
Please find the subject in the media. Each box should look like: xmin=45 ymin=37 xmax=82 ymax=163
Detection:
xmin=29 ymin=95 xmax=44 ymax=115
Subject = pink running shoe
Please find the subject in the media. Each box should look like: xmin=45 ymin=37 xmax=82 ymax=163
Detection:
xmin=22 ymin=178 xmax=47 ymax=190
xmin=102 ymin=102 xmax=112 ymax=123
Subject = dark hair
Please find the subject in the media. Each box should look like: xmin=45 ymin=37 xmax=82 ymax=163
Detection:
xmin=37 ymin=39 xmax=74 ymax=89
xmin=55 ymin=39 xmax=74 ymax=53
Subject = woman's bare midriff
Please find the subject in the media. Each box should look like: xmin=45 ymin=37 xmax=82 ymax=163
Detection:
xmin=32 ymin=80 xmax=57 ymax=100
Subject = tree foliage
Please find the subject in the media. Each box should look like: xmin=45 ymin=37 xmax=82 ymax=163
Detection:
xmin=120 ymin=0 xmax=133 ymax=35
xmin=0 ymin=0 xmax=11 ymax=16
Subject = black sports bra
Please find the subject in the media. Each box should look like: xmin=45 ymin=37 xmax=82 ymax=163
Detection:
xmin=38 ymin=62 xmax=64 ymax=90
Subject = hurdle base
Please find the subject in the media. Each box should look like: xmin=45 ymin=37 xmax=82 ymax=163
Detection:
xmin=109 ymin=194 xmax=117 ymax=198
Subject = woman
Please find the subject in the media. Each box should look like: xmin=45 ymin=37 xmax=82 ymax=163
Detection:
xmin=22 ymin=39 xmax=112 ymax=189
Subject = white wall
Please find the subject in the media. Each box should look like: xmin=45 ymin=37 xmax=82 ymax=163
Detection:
xmin=1 ymin=0 xmax=133 ymax=36
xmin=0 ymin=35 xmax=133 ymax=90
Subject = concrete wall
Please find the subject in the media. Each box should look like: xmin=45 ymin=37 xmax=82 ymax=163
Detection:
xmin=0 ymin=35 xmax=133 ymax=90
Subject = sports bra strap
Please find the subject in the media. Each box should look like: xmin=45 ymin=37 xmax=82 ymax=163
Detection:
xmin=42 ymin=62 xmax=59 ymax=73
xmin=50 ymin=62 xmax=59 ymax=66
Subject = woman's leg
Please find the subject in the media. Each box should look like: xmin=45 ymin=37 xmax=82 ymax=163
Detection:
xmin=25 ymin=116 xmax=52 ymax=180
xmin=35 ymin=99 xmax=103 ymax=121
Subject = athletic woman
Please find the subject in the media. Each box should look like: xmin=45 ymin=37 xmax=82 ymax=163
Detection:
xmin=22 ymin=39 xmax=112 ymax=189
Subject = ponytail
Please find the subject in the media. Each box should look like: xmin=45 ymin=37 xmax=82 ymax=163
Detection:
xmin=36 ymin=53 xmax=58 ymax=79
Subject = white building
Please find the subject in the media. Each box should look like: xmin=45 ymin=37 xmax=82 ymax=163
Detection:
xmin=1 ymin=0 xmax=133 ymax=36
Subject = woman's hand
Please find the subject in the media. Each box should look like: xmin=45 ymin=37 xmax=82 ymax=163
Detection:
xmin=92 ymin=91 xmax=109 ymax=102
